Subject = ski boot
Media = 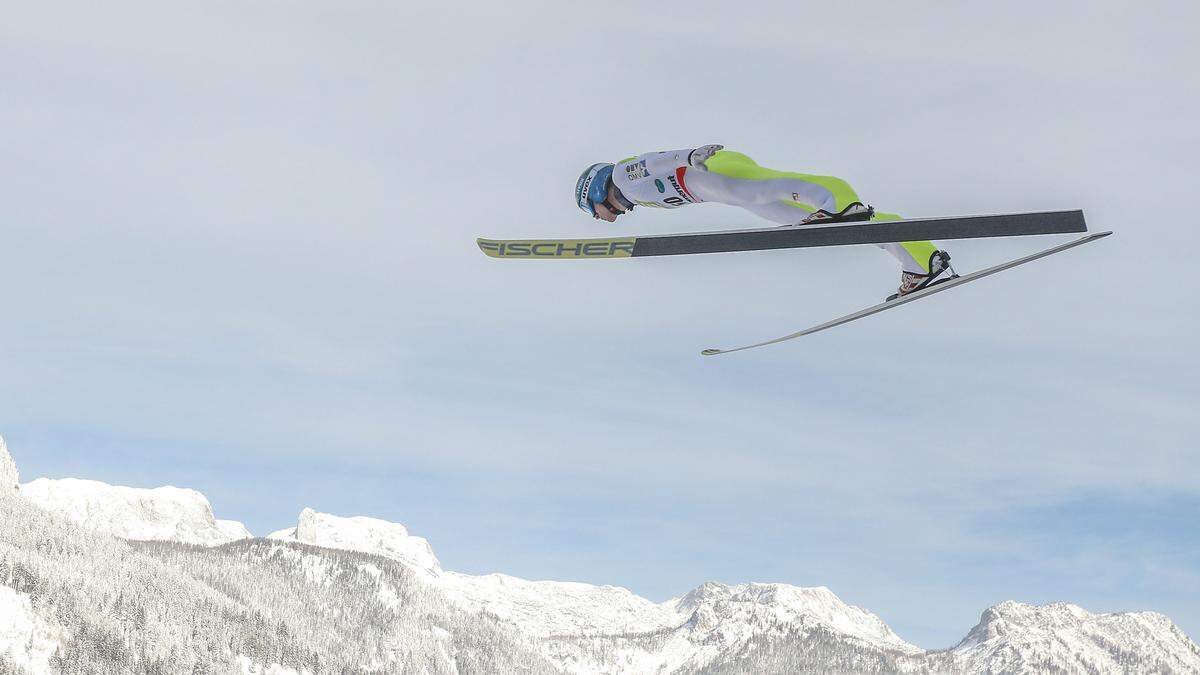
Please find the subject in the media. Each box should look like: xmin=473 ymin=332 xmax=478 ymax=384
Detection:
xmin=888 ymin=250 xmax=958 ymax=301
xmin=798 ymin=201 xmax=875 ymax=225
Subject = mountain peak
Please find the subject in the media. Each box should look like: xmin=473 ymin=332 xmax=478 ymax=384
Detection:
xmin=674 ymin=581 xmax=914 ymax=653
xmin=268 ymin=508 xmax=442 ymax=576
xmin=951 ymin=600 xmax=1200 ymax=673
xmin=961 ymin=601 xmax=1106 ymax=645
xmin=677 ymin=580 xmax=733 ymax=611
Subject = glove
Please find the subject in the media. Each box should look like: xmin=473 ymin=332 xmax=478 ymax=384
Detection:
xmin=687 ymin=144 xmax=724 ymax=171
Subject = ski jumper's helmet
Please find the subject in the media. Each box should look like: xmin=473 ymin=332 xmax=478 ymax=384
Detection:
xmin=575 ymin=163 xmax=614 ymax=216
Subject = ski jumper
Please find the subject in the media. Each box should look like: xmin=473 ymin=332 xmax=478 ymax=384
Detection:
xmin=611 ymin=149 xmax=939 ymax=274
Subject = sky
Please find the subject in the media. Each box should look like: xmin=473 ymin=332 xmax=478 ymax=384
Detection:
xmin=2 ymin=0 xmax=1198 ymax=649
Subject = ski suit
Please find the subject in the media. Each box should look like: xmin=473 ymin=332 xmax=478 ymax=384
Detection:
xmin=610 ymin=148 xmax=939 ymax=274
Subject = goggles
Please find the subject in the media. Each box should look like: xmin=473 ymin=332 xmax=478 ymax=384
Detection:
xmin=594 ymin=185 xmax=635 ymax=218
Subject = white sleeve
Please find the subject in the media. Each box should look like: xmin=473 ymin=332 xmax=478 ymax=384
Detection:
xmin=640 ymin=148 xmax=695 ymax=175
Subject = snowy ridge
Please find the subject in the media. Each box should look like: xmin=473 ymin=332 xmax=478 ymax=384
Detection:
xmin=537 ymin=581 xmax=923 ymax=674
xmin=441 ymin=571 xmax=676 ymax=638
xmin=0 ymin=482 xmax=557 ymax=673
xmin=267 ymin=507 xmax=441 ymax=576
xmin=269 ymin=507 xmax=1200 ymax=674
xmin=950 ymin=600 xmax=1200 ymax=673
xmin=269 ymin=509 xmax=924 ymax=673
xmin=20 ymin=477 xmax=252 ymax=546
xmin=267 ymin=508 xmax=671 ymax=637
xmin=673 ymin=581 xmax=913 ymax=651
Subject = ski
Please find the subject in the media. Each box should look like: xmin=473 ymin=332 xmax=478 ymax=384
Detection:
xmin=477 ymin=210 xmax=1087 ymax=259
xmin=700 ymin=231 xmax=1112 ymax=356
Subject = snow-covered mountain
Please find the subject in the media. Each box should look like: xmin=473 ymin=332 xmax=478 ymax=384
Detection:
xmin=262 ymin=507 xmax=1200 ymax=674
xmin=268 ymin=508 xmax=441 ymax=576
xmin=268 ymin=508 xmax=675 ymax=638
xmin=268 ymin=508 xmax=920 ymax=671
xmin=948 ymin=600 xmax=1200 ymax=674
xmin=3 ymin=437 xmax=1199 ymax=674
xmin=267 ymin=508 xmax=909 ymax=646
xmin=0 ymin=483 xmax=554 ymax=672
xmin=20 ymin=477 xmax=252 ymax=546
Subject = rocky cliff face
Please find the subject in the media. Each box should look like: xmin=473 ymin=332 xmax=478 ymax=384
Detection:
xmin=0 ymin=435 xmax=18 ymax=491
xmin=268 ymin=507 xmax=440 ymax=575
xmin=20 ymin=477 xmax=252 ymax=546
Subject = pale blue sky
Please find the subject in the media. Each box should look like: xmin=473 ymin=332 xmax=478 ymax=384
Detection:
xmin=2 ymin=1 xmax=1197 ymax=648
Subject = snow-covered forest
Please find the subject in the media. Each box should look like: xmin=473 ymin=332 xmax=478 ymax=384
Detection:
xmin=1 ymin=483 xmax=555 ymax=673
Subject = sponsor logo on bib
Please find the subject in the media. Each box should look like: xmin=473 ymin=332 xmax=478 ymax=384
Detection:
xmin=667 ymin=174 xmax=696 ymax=203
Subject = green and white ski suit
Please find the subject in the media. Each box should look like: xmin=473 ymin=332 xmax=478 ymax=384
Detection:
xmin=611 ymin=148 xmax=939 ymax=274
